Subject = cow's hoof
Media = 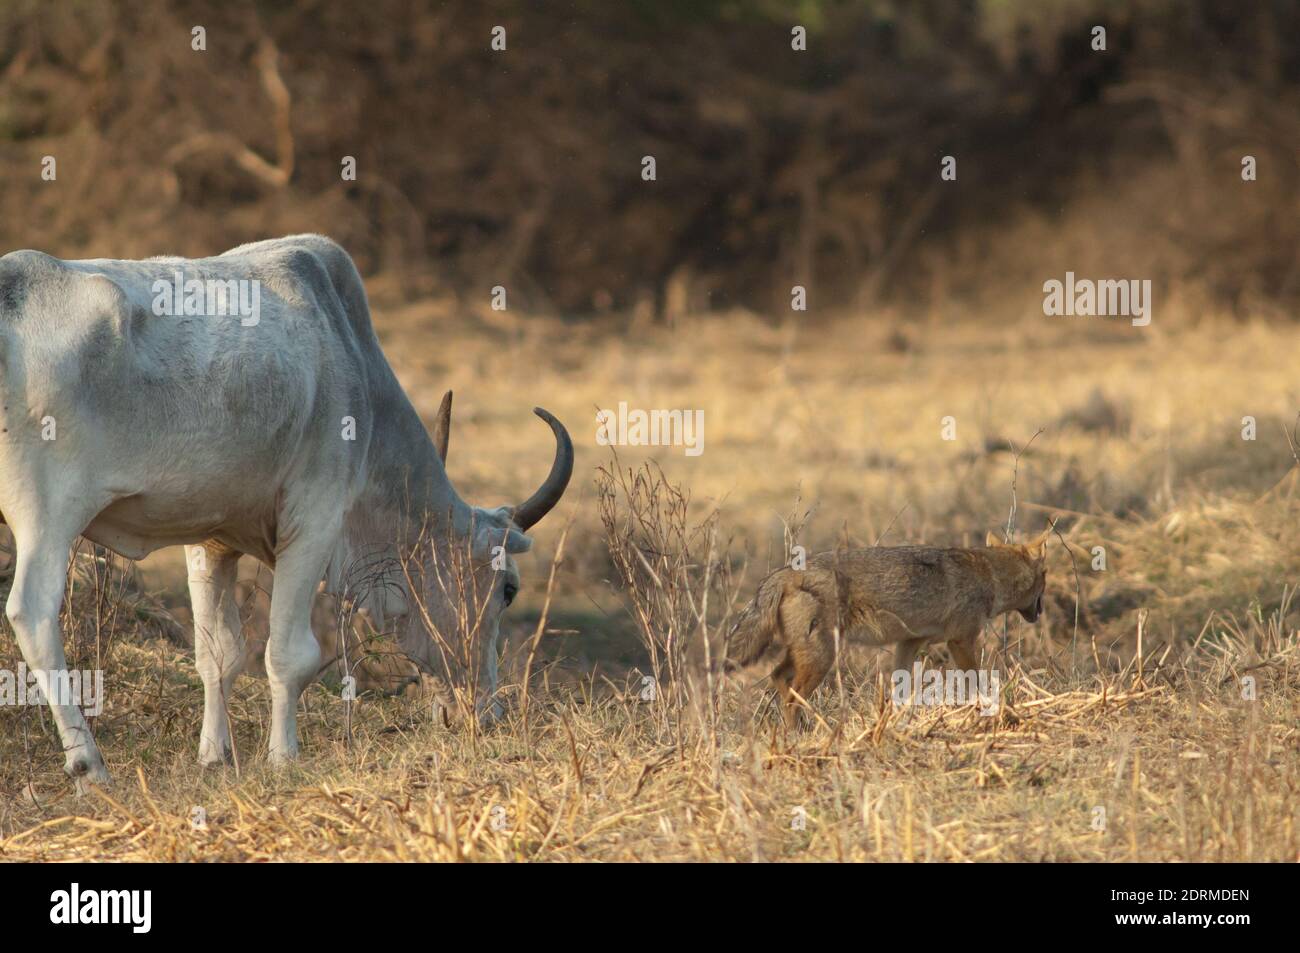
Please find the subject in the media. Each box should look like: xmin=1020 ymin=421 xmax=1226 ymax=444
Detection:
xmin=199 ymin=748 xmax=234 ymax=769
xmin=67 ymin=753 xmax=112 ymax=793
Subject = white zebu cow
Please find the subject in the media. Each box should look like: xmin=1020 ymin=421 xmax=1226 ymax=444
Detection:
xmin=0 ymin=235 xmax=572 ymax=786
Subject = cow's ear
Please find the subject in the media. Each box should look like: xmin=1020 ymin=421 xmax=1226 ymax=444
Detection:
xmin=471 ymin=523 xmax=532 ymax=561
xmin=502 ymin=528 xmax=532 ymax=554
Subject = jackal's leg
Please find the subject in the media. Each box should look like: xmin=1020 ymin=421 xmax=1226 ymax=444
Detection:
xmin=770 ymin=591 xmax=826 ymax=731
xmin=947 ymin=634 xmax=980 ymax=671
xmin=782 ymin=674 xmax=826 ymax=731
xmin=948 ymin=626 xmax=996 ymax=711
xmin=893 ymin=637 xmax=926 ymax=674
xmin=770 ymin=655 xmax=801 ymax=731
xmin=791 ymin=657 xmax=831 ymax=705
xmin=786 ymin=624 xmax=834 ymax=725
xmin=892 ymin=638 xmax=927 ymax=708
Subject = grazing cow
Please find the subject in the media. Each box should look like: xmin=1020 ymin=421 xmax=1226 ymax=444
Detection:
xmin=0 ymin=235 xmax=573 ymax=786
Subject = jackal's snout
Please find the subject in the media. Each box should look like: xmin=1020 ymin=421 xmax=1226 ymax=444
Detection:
xmin=1019 ymin=591 xmax=1044 ymax=622
xmin=995 ymin=525 xmax=1050 ymax=623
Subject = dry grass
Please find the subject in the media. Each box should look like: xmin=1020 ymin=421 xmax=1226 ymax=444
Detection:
xmin=1 ymin=305 xmax=1298 ymax=862
xmin=1 ymin=637 xmax=1294 ymax=861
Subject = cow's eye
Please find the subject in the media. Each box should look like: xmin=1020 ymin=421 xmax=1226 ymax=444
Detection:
xmin=502 ymin=582 xmax=518 ymax=607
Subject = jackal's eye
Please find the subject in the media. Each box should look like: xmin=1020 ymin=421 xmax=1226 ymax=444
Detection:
xmin=502 ymin=582 xmax=518 ymax=607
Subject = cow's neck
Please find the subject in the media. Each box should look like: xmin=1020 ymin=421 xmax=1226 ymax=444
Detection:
xmin=336 ymin=421 xmax=474 ymax=598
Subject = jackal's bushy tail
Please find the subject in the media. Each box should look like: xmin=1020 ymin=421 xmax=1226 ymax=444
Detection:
xmin=723 ymin=572 xmax=788 ymax=678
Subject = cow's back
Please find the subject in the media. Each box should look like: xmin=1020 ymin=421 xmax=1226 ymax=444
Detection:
xmin=0 ymin=236 xmax=391 ymax=558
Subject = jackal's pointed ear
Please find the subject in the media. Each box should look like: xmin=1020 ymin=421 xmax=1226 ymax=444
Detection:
xmin=986 ymin=530 xmax=1003 ymax=547
xmin=1027 ymin=527 xmax=1051 ymax=562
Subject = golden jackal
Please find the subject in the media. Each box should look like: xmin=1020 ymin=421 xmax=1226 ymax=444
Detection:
xmin=724 ymin=529 xmax=1050 ymax=727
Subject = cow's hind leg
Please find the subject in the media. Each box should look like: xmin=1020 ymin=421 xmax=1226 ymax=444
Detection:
xmin=265 ymin=520 xmax=337 ymax=763
xmin=6 ymin=526 xmax=110 ymax=786
xmin=186 ymin=541 xmax=246 ymax=765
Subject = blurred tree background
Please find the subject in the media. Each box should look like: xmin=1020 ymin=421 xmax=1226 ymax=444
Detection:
xmin=1 ymin=0 xmax=1297 ymax=321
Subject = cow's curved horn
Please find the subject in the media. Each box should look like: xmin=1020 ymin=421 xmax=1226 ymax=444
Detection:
xmin=433 ymin=390 xmax=452 ymax=463
xmin=513 ymin=407 xmax=573 ymax=530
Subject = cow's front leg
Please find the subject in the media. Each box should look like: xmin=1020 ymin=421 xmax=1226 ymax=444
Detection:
xmin=7 ymin=533 xmax=110 ymax=788
xmin=264 ymin=524 xmax=334 ymax=763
